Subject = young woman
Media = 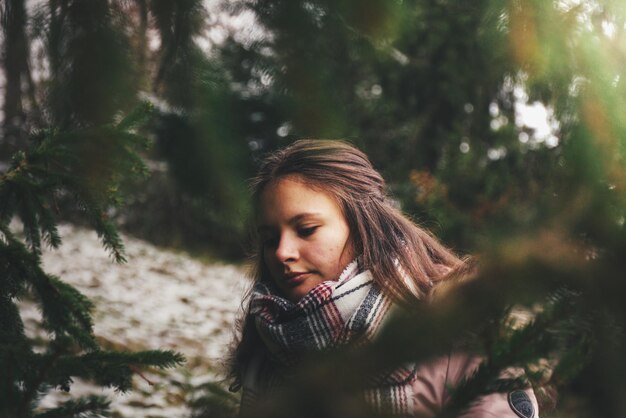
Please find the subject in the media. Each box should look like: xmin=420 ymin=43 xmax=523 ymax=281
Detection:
xmin=229 ymin=139 xmax=538 ymax=418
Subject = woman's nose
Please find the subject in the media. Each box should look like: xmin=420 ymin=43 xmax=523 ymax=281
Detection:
xmin=274 ymin=234 xmax=298 ymax=263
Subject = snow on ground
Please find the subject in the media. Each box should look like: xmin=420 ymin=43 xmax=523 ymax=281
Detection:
xmin=25 ymin=223 xmax=249 ymax=418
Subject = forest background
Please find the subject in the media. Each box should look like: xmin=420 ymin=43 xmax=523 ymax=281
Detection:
xmin=0 ymin=0 xmax=625 ymax=417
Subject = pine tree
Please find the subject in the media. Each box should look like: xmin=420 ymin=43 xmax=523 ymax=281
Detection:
xmin=0 ymin=105 xmax=186 ymax=417
xmin=0 ymin=1 xmax=202 ymax=416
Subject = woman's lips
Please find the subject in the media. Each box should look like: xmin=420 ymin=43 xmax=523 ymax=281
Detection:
xmin=284 ymin=272 xmax=310 ymax=286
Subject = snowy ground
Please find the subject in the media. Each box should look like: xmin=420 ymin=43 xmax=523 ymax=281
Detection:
xmin=23 ymin=224 xmax=249 ymax=418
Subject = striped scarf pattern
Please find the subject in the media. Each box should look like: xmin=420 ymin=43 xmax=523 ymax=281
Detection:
xmin=241 ymin=260 xmax=416 ymax=416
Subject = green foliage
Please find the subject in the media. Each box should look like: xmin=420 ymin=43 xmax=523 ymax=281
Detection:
xmin=188 ymin=381 xmax=239 ymax=418
xmin=33 ymin=395 xmax=111 ymax=418
xmin=0 ymin=105 xmax=185 ymax=416
xmin=6 ymin=0 xmax=253 ymax=258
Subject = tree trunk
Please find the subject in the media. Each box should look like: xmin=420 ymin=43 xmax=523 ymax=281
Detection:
xmin=1 ymin=0 xmax=30 ymax=160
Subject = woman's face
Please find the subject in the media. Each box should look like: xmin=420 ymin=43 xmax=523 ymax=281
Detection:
xmin=258 ymin=176 xmax=354 ymax=302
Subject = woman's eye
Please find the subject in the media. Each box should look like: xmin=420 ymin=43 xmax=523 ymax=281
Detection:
xmin=298 ymin=226 xmax=318 ymax=237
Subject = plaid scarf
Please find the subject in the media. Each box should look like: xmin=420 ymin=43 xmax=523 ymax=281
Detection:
xmin=241 ymin=260 xmax=416 ymax=416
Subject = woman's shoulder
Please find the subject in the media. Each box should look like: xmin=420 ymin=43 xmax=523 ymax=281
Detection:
xmin=411 ymin=352 xmax=539 ymax=418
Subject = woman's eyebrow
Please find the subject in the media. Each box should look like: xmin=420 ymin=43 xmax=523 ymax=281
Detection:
xmin=288 ymin=213 xmax=322 ymax=224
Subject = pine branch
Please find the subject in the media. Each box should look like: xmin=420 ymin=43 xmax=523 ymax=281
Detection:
xmin=71 ymin=189 xmax=127 ymax=263
xmin=115 ymin=100 xmax=154 ymax=131
xmin=0 ymin=298 xmax=25 ymax=340
xmin=43 ymin=277 xmax=96 ymax=342
xmin=0 ymin=85 xmax=178 ymax=417
xmin=38 ymin=204 xmax=62 ymax=249
xmin=33 ymin=395 xmax=111 ymax=418
xmin=0 ymin=110 xmax=153 ymax=262
xmin=49 ymin=349 xmax=186 ymax=393
xmin=0 ymin=224 xmax=29 ymax=301
xmin=17 ymin=349 xmax=65 ymax=418
xmin=2 ymin=236 xmax=99 ymax=349
xmin=439 ymin=287 xmax=591 ymax=418
xmin=189 ymin=380 xmax=240 ymax=418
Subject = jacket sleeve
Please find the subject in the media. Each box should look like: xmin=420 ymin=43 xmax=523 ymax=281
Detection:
xmin=411 ymin=353 xmax=539 ymax=418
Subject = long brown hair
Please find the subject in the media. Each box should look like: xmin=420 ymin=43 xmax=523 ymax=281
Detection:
xmin=229 ymin=139 xmax=468 ymax=390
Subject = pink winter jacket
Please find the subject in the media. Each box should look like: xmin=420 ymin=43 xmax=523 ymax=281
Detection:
xmin=412 ymin=353 xmax=539 ymax=418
